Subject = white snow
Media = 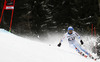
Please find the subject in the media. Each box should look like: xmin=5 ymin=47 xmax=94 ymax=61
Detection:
xmin=0 ymin=29 xmax=99 ymax=62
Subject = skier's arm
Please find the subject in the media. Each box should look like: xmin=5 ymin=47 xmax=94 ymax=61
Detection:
xmin=57 ymin=34 xmax=66 ymax=47
xmin=57 ymin=39 xmax=63 ymax=47
xmin=74 ymin=31 xmax=81 ymax=39
xmin=74 ymin=31 xmax=84 ymax=45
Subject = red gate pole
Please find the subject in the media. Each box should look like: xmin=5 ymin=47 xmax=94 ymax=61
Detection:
xmin=9 ymin=0 xmax=15 ymax=32
xmin=0 ymin=0 xmax=6 ymax=23
xmin=94 ymin=27 xmax=96 ymax=37
xmin=0 ymin=8 xmax=4 ymax=23
xmin=91 ymin=24 xmax=93 ymax=36
xmin=94 ymin=27 xmax=97 ymax=53
xmin=9 ymin=9 xmax=14 ymax=32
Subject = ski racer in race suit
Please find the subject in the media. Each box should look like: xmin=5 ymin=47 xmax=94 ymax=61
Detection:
xmin=57 ymin=26 xmax=91 ymax=57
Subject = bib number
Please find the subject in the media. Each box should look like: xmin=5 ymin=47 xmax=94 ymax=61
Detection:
xmin=68 ymin=37 xmax=75 ymax=41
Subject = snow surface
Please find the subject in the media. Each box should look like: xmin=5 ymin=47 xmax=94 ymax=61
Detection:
xmin=0 ymin=29 xmax=99 ymax=62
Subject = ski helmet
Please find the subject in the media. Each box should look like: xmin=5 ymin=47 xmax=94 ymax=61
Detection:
xmin=68 ymin=26 xmax=74 ymax=31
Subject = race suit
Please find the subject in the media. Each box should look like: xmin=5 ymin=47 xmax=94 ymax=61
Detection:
xmin=60 ymin=31 xmax=89 ymax=55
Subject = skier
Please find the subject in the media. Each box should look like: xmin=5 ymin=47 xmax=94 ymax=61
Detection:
xmin=57 ymin=26 xmax=92 ymax=58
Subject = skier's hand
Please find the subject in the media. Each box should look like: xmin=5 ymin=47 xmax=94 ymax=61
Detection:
xmin=80 ymin=40 xmax=84 ymax=45
xmin=57 ymin=43 xmax=61 ymax=47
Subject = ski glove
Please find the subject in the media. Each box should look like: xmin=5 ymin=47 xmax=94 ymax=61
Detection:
xmin=57 ymin=43 xmax=61 ymax=47
xmin=80 ymin=40 xmax=84 ymax=45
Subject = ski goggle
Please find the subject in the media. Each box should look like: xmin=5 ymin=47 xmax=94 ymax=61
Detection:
xmin=68 ymin=30 xmax=73 ymax=32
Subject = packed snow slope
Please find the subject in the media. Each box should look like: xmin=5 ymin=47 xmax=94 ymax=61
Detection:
xmin=0 ymin=29 xmax=99 ymax=62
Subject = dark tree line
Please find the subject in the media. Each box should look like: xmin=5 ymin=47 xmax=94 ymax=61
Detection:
xmin=0 ymin=0 xmax=100 ymax=36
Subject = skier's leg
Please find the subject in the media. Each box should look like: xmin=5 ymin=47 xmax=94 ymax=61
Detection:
xmin=70 ymin=44 xmax=87 ymax=58
xmin=75 ymin=41 xmax=89 ymax=55
xmin=69 ymin=43 xmax=80 ymax=53
xmin=75 ymin=42 xmax=96 ymax=60
xmin=72 ymin=44 xmax=81 ymax=53
xmin=79 ymin=46 xmax=89 ymax=55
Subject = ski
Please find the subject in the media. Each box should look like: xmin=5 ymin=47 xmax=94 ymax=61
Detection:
xmin=86 ymin=54 xmax=98 ymax=61
xmin=95 ymin=58 xmax=100 ymax=61
xmin=89 ymin=56 xmax=96 ymax=61
xmin=78 ymin=52 xmax=98 ymax=61
xmin=78 ymin=52 xmax=87 ymax=58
